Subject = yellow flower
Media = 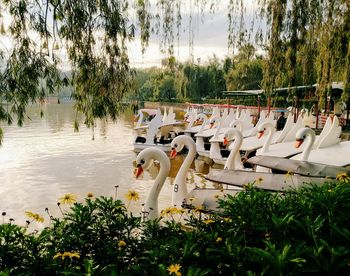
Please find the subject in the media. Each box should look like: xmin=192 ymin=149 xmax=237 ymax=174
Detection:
xmin=125 ymin=190 xmax=140 ymax=201
xmin=59 ymin=193 xmax=77 ymax=205
xmin=285 ymin=171 xmax=294 ymax=178
xmin=67 ymin=252 xmax=80 ymax=259
xmin=203 ymin=219 xmax=215 ymax=225
xmin=53 ymin=253 xmax=62 ymax=259
xmin=176 ymin=208 xmax=185 ymax=214
xmin=160 ymin=207 xmax=178 ymax=217
xmin=328 ymin=189 xmax=332 ymax=193
xmin=118 ymin=240 xmax=126 ymax=248
xmin=53 ymin=251 xmax=80 ymax=260
xmin=216 ymin=237 xmax=223 ymax=243
xmin=25 ymin=211 xmax=44 ymax=223
xmin=336 ymin=172 xmax=350 ymax=183
xmin=87 ymin=192 xmax=94 ymax=198
xmin=167 ymin=263 xmax=182 ymax=275
xmin=194 ymin=206 xmax=204 ymax=213
xmin=223 ymin=217 xmax=232 ymax=223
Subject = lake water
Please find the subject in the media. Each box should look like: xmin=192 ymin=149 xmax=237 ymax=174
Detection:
xmin=0 ymin=103 xmax=212 ymax=228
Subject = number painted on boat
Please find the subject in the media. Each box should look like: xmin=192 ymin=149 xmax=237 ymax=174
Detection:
xmin=174 ymin=184 xmax=179 ymax=192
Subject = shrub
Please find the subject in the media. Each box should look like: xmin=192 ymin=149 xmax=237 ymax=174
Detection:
xmin=0 ymin=182 xmax=350 ymax=274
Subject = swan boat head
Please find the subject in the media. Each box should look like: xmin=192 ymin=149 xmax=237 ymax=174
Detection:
xmin=224 ymin=128 xmax=244 ymax=170
xmin=256 ymin=121 xmax=276 ymax=153
xmin=294 ymin=127 xmax=316 ymax=161
xmin=135 ymin=147 xmax=171 ymax=220
xmin=229 ymin=119 xmax=244 ymax=132
xmin=170 ymin=135 xmax=197 ymax=207
xmin=209 ymin=115 xmax=221 ymax=129
xmin=295 ymin=127 xmax=315 ymax=149
xmin=257 ymin=121 xmax=276 ymax=139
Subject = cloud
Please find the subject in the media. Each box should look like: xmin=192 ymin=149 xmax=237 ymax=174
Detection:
xmin=128 ymin=1 xmax=265 ymax=68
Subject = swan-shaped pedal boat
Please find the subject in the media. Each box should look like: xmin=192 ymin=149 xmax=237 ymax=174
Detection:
xmin=170 ymin=135 xmax=241 ymax=211
xmin=205 ymin=129 xmax=335 ymax=192
xmin=133 ymin=108 xmax=184 ymax=153
xmin=247 ymin=119 xmax=350 ymax=177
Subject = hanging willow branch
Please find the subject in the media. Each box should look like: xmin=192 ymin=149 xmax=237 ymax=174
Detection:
xmin=1 ymin=0 xmax=350 ymax=130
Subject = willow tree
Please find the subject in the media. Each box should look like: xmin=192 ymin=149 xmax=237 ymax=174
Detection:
xmin=260 ymin=0 xmax=287 ymax=108
xmin=2 ymin=0 xmax=350 ymax=143
xmin=0 ymin=0 xmax=219 ymax=143
xmin=0 ymin=0 xmax=137 ymax=138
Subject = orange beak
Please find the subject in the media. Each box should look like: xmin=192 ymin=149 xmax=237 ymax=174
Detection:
xmin=294 ymin=139 xmax=304 ymax=148
xmin=170 ymin=148 xmax=177 ymax=159
xmin=223 ymin=137 xmax=229 ymax=146
xmin=135 ymin=165 xmax=144 ymax=178
xmin=257 ymin=131 xmax=264 ymax=139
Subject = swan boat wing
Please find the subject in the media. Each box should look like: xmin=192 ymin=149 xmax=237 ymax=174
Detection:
xmin=206 ymin=169 xmax=333 ymax=192
xmin=247 ymin=155 xmax=350 ymax=178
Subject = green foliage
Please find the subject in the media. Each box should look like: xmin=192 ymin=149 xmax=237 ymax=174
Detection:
xmin=1 ymin=182 xmax=350 ymax=274
xmin=132 ymin=56 xmax=229 ymax=103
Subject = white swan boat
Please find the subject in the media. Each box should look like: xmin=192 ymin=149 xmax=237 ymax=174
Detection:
xmin=134 ymin=135 xmax=242 ymax=219
xmin=133 ymin=107 xmax=184 ymax=152
xmin=245 ymin=121 xmax=350 ymax=177
xmin=205 ymin=120 xmax=341 ymax=191
xmin=254 ymin=115 xmax=337 ymax=160
xmin=170 ymin=135 xmax=241 ymax=210
xmin=209 ymin=113 xmax=291 ymax=166
xmin=195 ymin=108 xmax=246 ymax=158
xmin=205 ymin=168 xmax=332 ymax=192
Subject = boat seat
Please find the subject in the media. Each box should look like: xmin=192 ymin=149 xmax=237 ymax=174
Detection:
xmin=159 ymin=136 xmax=173 ymax=145
xmin=220 ymin=149 xmax=230 ymax=158
xmin=135 ymin=136 xmax=146 ymax=143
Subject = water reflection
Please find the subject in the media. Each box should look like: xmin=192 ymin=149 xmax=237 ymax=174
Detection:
xmin=0 ymin=103 xmax=218 ymax=229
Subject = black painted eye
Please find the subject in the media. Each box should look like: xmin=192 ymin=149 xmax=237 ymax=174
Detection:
xmin=174 ymin=144 xmax=178 ymax=148
xmin=141 ymin=159 xmax=145 ymax=164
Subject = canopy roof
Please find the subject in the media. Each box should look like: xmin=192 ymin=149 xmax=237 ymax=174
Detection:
xmin=223 ymin=82 xmax=344 ymax=97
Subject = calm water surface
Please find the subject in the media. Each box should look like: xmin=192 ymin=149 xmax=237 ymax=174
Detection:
xmin=0 ymin=103 xmax=211 ymax=228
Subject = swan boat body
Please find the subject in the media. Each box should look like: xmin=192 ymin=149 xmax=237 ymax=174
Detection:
xmin=195 ymin=109 xmax=253 ymax=158
xmin=183 ymin=113 xmax=209 ymax=139
xmin=205 ymin=169 xmax=333 ymax=192
xmin=248 ymin=117 xmax=350 ymax=173
xmin=170 ymin=135 xmax=242 ymax=211
xmin=135 ymin=147 xmax=171 ymax=220
xmin=133 ymin=108 xmax=159 ymax=137
xmin=133 ymin=108 xmax=184 ymax=153
xmin=209 ymin=114 xmax=292 ymax=166
xmin=254 ymin=114 xmax=337 ymax=159
xmin=205 ymin=120 xmax=340 ymax=191
xmin=290 ymin=120 xmax=350 ymax=167
xmin=246 ymin=155 xmax=350 ymax=178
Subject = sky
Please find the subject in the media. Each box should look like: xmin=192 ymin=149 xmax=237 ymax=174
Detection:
xmin=127 ymin=0 xmax=262 ymax=68
xmin=0 ymin=1 xmax=263 ymax=69
xmin=128 ymin=8 xmax=229 ymax=68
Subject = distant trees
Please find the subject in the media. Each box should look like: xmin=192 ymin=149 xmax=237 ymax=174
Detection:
xmin=131 ymin=45 xmax=264 ymax=103
xmin=225 ymin=44 xmax=264 ymax=91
